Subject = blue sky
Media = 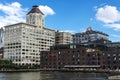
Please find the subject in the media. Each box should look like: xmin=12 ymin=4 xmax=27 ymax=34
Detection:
xmin=0 ymin=0 xmax=120 ymax=41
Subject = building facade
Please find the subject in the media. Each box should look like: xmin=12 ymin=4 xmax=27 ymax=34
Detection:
xmin=41 ymin=44 xmax=99 ymax=69
xmin=105 ymin=42 xmax=120 ymax=48
xmin=26 ymin=5 xmax=44 ymax=29
xmin=73 ymin=27 xmax=109 ymax=44
xmin=0 ymin=47 xmax=3 ymax=59
xmin=4 ymin=6 xmax=55 ymax=65
xmin=40 ymin=44 xmax=120 ymax=70
xmin=0 ymin=27 xmax=4 ymax=48
xmin=55 ymin=30 xmax=72 ymax=45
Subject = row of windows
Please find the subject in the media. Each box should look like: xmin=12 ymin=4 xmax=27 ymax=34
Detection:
xmin=12 ymin=59 xmax=40 ymax=62
xmin=22 ymin=28 xmax=54 ymax=36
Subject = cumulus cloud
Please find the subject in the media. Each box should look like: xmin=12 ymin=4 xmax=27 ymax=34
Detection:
xmin=96 ymin=5 xmax=120 ymax=23
xmin=95 ymin=5 xmax=120 ymax=30
xmin=0 ymin=2 xmax=55 ymax=28
xmin=0 ymin=2 xmax=28 ymax=28
xmin=39 ymin=5 xmax=55 ymax=16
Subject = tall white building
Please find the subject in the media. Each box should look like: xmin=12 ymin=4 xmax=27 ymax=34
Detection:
xmin=4 ymin=6 xmax=55 ymax=65
xmin=26 ymin=5 xmax=44 ymax=29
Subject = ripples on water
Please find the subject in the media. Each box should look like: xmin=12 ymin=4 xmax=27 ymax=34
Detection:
xmin=0 ymin=71 xmax=108 ymax=80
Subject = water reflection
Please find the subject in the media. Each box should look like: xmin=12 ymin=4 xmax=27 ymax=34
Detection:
xmin=0 ymin=71 xmax=108 ymax=80
xmin=40 ymin=72 xmax=108 ymax=80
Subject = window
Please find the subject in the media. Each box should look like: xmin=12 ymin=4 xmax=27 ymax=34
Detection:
xmin=107 ymin=54 xmax=110 ymax=56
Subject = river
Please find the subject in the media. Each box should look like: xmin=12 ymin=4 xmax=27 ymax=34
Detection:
xmin=0 ymin=71 xmax=109 ymax=80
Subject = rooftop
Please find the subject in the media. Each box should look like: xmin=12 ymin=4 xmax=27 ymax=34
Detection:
xmin=4 ymin=22 xmax=37 ymax=28
xmin=27 ymin=5 xmax=44 ymax=15
xmin=74 ymin=27 xmax=109 ymax=36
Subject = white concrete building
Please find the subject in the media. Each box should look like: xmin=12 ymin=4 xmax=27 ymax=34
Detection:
xmin=4 ymin=6 xmax=55 ymax=65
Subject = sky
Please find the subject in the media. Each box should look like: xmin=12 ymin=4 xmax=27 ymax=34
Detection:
xmin=0 ymin=0 xmax=120 ymax=42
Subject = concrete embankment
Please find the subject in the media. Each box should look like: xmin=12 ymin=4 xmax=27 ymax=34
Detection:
xmin=0 ymin=69 xmax=41 ymax=72
xmin=39 ymin=68 xmax=120 ymax=74
xmin=0 ymin=68 xmax=120 ymax=74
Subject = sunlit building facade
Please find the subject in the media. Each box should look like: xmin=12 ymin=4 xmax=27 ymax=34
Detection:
xmin=55 ymin=30 xmax=72 ymax=45
xmin=4 ymin=6 xmax=55 ymax=65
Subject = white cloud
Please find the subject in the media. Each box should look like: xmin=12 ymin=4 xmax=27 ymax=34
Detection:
xmin=39 ymin=5 xmax=55 ymax=16
xmin=95 ymin=5 xmax=120 ymax=31
xmin=0 ymin=2 xmax=28 ymax=28
xmin=96 ymin=5 xmax=120 ymax=23
xmin=0 ymin=2 xmax=55 ymax=28
xmin=104 ymin=23 xmax=120 ymax=30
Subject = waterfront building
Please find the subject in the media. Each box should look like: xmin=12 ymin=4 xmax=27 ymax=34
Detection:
xmin=0 ymin=27 xmax=4 ymax=48
xmin=4 ymin=6 xmax=55 ymax=65
xmin=72 ymin=27 xmax=109 ymax=45
xmin=102 ymin=50 xmax=120 ymax=69
xmin=40 ymin=44 xmax=100 ymax=69
xmin=40 ymin=44 xmax=120 ymax=70
xmin=55 ymin=30 xmax=72 ymax=45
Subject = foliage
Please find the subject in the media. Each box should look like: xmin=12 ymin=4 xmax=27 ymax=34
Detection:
xmin=0 ymin=60 xmax=17 ymax=69
xmin=0 ymin=60 xmax=40 ymax=70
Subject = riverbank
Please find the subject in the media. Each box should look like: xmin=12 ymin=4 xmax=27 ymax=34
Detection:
xmin=0 ymin=68 xmax=120 ymax=74
xmin=61 ymin=69 xmax=120 ymax=74
xmin=0 ymin=69 xmax=41 ymax=72
xmin=40 ymin=68 xmax=120 ymax=74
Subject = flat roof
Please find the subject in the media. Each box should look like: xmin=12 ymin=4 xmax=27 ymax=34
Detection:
xmin=4 ymin=22 xmax=37 ymax=27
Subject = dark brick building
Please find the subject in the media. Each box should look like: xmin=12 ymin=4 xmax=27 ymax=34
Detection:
xmin=40 ymin=44 xmax=120 ymax=70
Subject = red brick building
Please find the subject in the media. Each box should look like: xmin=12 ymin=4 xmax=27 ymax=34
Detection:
xmin=40 ymin=44 xmax=120 ymax=70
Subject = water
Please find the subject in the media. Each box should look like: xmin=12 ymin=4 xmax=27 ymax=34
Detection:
xmin=0 ymin=71 xmax=109 ymax=80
